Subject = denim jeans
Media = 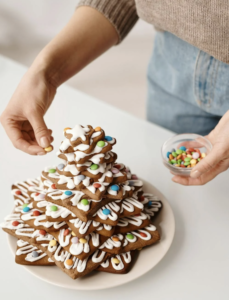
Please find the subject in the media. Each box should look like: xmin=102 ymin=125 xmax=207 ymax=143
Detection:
xmin=147 ymin=31 xmax=229 ymax=135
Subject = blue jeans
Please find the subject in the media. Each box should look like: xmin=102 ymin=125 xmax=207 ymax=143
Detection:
xmin=147 ymin=32 xmax=229 ymax=135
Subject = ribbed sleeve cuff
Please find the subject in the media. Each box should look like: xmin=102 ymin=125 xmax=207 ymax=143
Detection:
xmin=77 ymin=0 xmax=138 ymax=43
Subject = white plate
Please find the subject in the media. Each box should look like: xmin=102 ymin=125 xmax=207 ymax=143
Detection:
xmin=7 ymin=179 xmax=175 ymax=290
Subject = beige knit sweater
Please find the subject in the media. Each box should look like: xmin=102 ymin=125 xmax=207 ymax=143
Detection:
xmin=77 ymin=0 xmax=229 ymax=64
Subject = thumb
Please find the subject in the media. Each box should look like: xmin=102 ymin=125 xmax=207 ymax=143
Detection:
xmin=190 ymin=147 xmax=222 ymax=179
xmin=28 ymin=113 xmax=51 ymax=148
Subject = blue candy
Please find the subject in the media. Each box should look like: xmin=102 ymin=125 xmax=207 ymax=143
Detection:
xmin=77 ymin=175 xmax=86 ymax=181
xmin=102 ymin=208 xmax=111 ymax=215
xmin=167 ymin=152 xmax=171 ymax=158
xmin=148 ymin=201 xmax=152 ymax=207
xmin=64 ymin=191 xmax=73 ymax=196
xmin=57 ymin=163 xmax=65 ymax=170
xmin=180 ymin=146 xmax=186 ymax=151
xmin=105 ymin=136 xmax=112 ymax=142
xmin=23 ymin=207 xmax=30 ymax=213
xmin=110 ymin=185 xmax=119 ymax=191
xmin=32 ymin=251 xmax=39 ymax=258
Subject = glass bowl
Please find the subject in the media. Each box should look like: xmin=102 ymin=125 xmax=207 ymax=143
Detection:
xmin=161 ymin=133 xmax=212 ymax=177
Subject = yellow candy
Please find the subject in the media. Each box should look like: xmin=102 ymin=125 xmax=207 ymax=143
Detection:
xmin=175 ymin=164 xmax=180 ymax=167
xmin=190 ymin=159 xmax=197 ymax=165
xmin=201 ymin=153 xmax=206 ymax=158
xmin=71 ymin=231 xmax=76 ymax=237
xmin=44 ymin=146 xmax=53 ymax=152
xmin=64 ymin=127 xmax=71 ymax=132
xmin=112 ymin=258 xmax=120 ymax=264
xmin=79 ymin=238 xmax=87 ymax=244
xmin=187 ymin=154 xmax=192 ymax=158
xmin=65 ymin=259 xmax=73 ymax=266
xmin=49 ymin=240 xmax=57 ymax=247
xmin=94 ymin=126 xmax=101 ymax=132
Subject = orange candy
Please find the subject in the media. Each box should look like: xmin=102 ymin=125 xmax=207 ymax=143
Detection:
xmin=64 ymin=127 xmax=71 ymax=132
xmin=112 ymin=237 xmax=119 ymax=242
xmin=65 ymin=259 xmax=73 ymax=266
xmin=94 ymin=127 xmax=101 ymax=132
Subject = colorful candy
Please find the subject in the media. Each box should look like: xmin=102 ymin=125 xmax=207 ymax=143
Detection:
xmin=140 ymin=232 xmax=147 ymax=238
xmin=64 ymin=127 xmax=71 ymax=132
xmin=65 ymin=259 xmax=73 ymax=266
xmin=49 ymin=240 xmax=57 ymax=247
xmin=93 ymin=183 xmax=101 ymax=188
xmin=104 ymin=136 xmax=112 ymax=141
xmin=81 ymin=199 xmax=89 ymax=206
xmin=33 ymin=211 xmax=40 ymax=216
xmin=79 ymin=238 xmax=87 ymax=244
xmin=64 ymin=191 xmax=73 ymax=196
xmin=71 ymin=237 xmax=79 ymax=244
xmin=50 ymin=205 xmax=58 ymax=211
xmin=167 ymin=146 xmax=206 ymax=168
xmin=22 ymin=204 xmax=28 ymax=209
xmin=112 ymin=258 xmax=120 ymax=264
xmin=94 ymin=127 xmax=101 ymax=132
xmin=39 ymin=230 xmax=46 ymax=236
xmin=32 ymin=251 xmax=39 ymax=258
xmin=102 ymin=208 xmax=111 ymax=215
xmin=97 ymin=141 xmax=105 ymax=147
xmin=51 ymin=184 xmax=56 ymax=189
xmin=110 ymin=185 xmax=119 ymax=191
xmin=23 ymin=207 xmax=30 ymax=213
xmin=57 ymin=163 xmax=65 ymax=170
xmin=112 ymin=236 xmax=119 ymax=242
xmin=44 ymin=145 xmax=53 ymax=152
xmin=15 ymin=190 xmax=22 ymax=195
xmin=64 ymin=229 xmax=70 ymax=236
xmin=126 ymin=233 xmax=134 ymax=240
xmin=90 ymin=164 xmax=99 ymax=170
xmin=12 ymin=221 xmax=19 ymax=227
xmin=48 ymin=168 xmax=56 ymax=173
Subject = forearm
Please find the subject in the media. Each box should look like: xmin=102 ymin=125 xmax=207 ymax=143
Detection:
xmin=31 ymin=6 xmax=119 ymax=87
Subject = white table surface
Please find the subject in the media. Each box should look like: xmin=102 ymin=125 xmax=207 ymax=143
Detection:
xmin=0 ymin=55 xmax=228 ymax=299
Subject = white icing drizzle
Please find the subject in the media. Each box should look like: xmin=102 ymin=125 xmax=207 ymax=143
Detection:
xmin=69 ymin=219 xmax=99 ymax=234
xmin=99 ymin=234 xmax=123 ymax=250
xmin=47 ymin=190 xmax=85 ymax=207
xmin=92 ymin=250 xmax=106 ymax=263
xmin=46 ymin=203 xmax=76 ymax=219
xmin=32 ymin=229 xmax=54 ymax=242
xmin=93 ymin=201 xmax=120 ymax=221
xmin=117 ymin=213 xmax=148 ymax=227
xmin=66 ymin=124 xmax=90 ymax=142
xmin=120 ymin=197 xmax=144 ymax=214
xmin=0 ymin=213 xmax=25 ymax=230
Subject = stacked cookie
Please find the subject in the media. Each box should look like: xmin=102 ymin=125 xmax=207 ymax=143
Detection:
xmin=1 ymin=125 xmax=162 ymax=279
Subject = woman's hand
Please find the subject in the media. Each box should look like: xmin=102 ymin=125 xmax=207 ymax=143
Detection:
xmin=172 ymin=110 xmax=229 ymax=185
xmin=0 ymin=67 xmax=55 ymax=155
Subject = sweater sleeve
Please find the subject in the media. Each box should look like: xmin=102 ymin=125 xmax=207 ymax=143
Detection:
xmin=76 ymin=0 xmax=138 ymax=43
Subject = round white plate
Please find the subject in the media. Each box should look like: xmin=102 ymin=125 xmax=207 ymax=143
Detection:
xmin=7 ymin=179 xmax=175 ymax=290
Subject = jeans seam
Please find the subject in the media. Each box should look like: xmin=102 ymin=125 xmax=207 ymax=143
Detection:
xmin=194 ymin=50 xmax=202 ymax=106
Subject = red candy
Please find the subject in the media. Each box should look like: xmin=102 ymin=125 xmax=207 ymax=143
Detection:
xmin=114 ymin=164 xmax=121 ymax=169
xmin=12 ymin=221 xmax=19 ymax=227
xmin=140 ymin=232 xmax=147 ymax=238
xmin=15 ymin=190 xmax=22 ymax=195
xmin=64 ymin=229 xmax=70 ymax=236
xmin=51 ymin=184 xmax=56 ymax=189
xmin=39 ymin=230 xmax=46 ymax=236
xmin=135 ymin=214 xmax=141 ymax=217
xmin=35 ymin=193 xmax=40 ymax=196
xmin=33 ymin=211 xmax=40 ymax=216
xmin=93 ymin=183 xmax=101 ymax=188
xmin=139 ymin=196 xmax=144 ymax=202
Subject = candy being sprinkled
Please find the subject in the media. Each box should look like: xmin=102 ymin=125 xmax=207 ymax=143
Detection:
xmin=71 ymin=237 xmax=79 ymax=244
xmin=22 ymin=204 xmax=28 ymax=209
xmin=49 ymin=240 xmax=57 ymax=247
xmin=48 ymin=168 xmax=56 ymax=173
xmin=33 ymin=211 xmax=40 ymax=216
xmin=112 ymin=258 xmax=120 ymax=264
xmin=110 ymin=185 xmax=119 ymax=191
xmin=140 ymin=232 xmax=147 ymax=238
xmin=104 ymin=136 xmax=112 ymax=141
xmin=12 ymin=221 xmax=19 ymax=227
xmin=39 ymin=230 xmax=46 ymax=236
xmin=15 ymin=190 xmax=22 ymax=195
xmin=50 ymin=205 xmax=58 ymax=211
xmin=90 ymin=164 xmax=99 ymax=170
xmin=57 ymin=163 xmax=65 ymax=170
xmin=64 ymin=191 xmax=73 ymax=196
xmin=97 ymin=141 xmax=105 ymax=147
xmin=112 ymin=236 xmax=119 ymax=242
xmin=81 ymin=199 xmax=89 ymax=206
xmin=32 ymin=251 xmax=39 ymax=258
xmin=126 ymin=233 xmax=134 ymax=240
xmin=78 ymin=175 xmax=86 ymax=181
xmin=102 ymin=208 xmax=111 ymax=215
xmin=64 ymin=229 xmax=70 ymax=236
xmin=79 ymin=238 xmax=87 ymax=244
xmin=44 ymin=145 xmax=53 ymax=152
xmin=111 ymin=168 xmax=119 ymax=174
xmin=23 ymin=207 xmax=30 ymax=213
xmin=93 ymin=183 xmax=101 ymax=188
xmin=51 ymin=184 xmax=56 ymax=189
xmin=65 ymin=259 xmax=73 ymax=266
xmin=94 ymin=126 xmax=101 ymax=132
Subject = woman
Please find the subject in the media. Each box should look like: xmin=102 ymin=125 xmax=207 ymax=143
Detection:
xmin=1 ymin=0 xmax=229 ymax=185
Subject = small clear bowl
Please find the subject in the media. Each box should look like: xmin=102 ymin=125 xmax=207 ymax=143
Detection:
xmin=161 ymin=133 xmax=212 ymax=176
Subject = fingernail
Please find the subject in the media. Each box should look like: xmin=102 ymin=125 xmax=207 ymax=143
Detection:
xmin=190 ymin=170 xmax=200 ymax=178
xmin=40 ymin=136 xmax=50 ymax=148
xmin=37 ymin=152 xmax=46 ymax=156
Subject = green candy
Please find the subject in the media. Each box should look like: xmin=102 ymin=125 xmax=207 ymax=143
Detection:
xmin=182 ymin=150 xmax=187 ymax=154
xmin=168 ymin=160 xmax=173 ymax=164
xmin=177 ymin=159 xmax=182 ymax=164
xmin=50 ymin=205 xmax=58 ymax=211
xmin=90 ymin=164 xmax=99 ymax=170
xmin=49 ymin=169 xmax=56 ymax=173
xmin=176 ymin=149 xmax=183 ymax=154
xmin=184 ymin=157 xmax=191 ymax=162
xmin=172 ymin=152 xmax=177 ymax=157
xmin=81 ymin=199 xmax=89 ymax=206
xmin=184 ymin=162 xmax=190 ymax=166
xmin=126 ymin=233 xmax=134 ymax=240
xmin=22 ymin=204 xmax=28 ymax=209
xmin=171 ymin=160 xmax=176 ymax=164
xmin=197 ymin=158 xmax=200 ymax=162
xmin=97 ymin=141 xmax=105 ymax=147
